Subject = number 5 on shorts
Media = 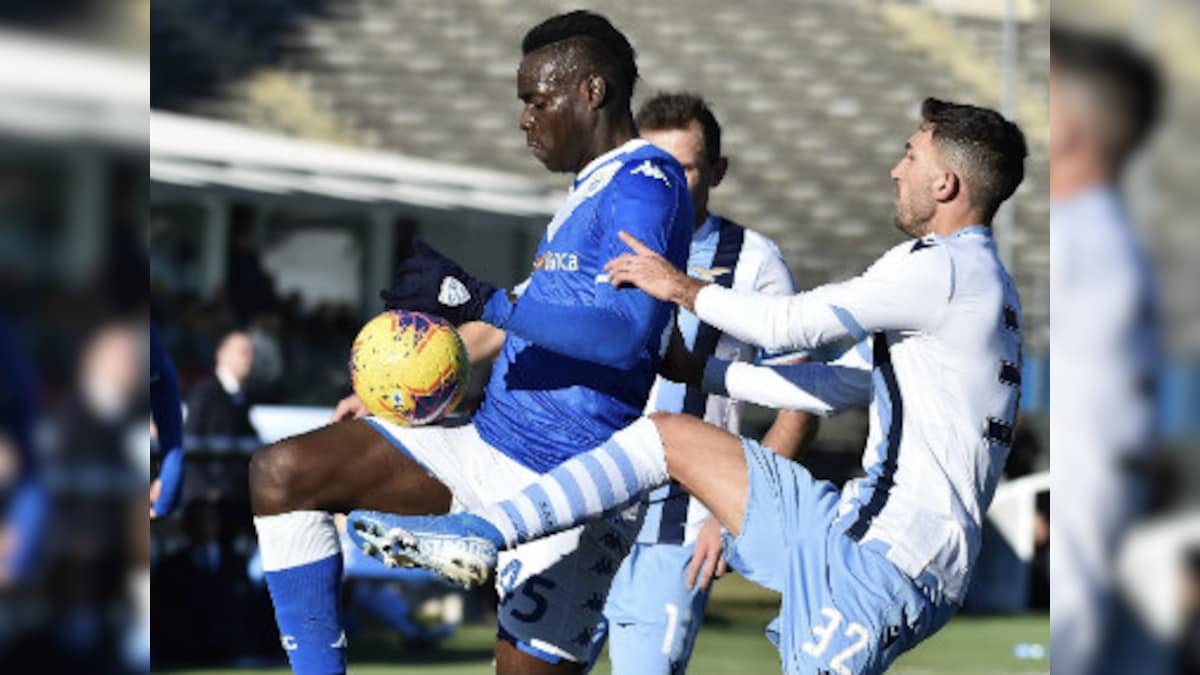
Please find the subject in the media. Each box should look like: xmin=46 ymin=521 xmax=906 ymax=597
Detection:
xmin=801 ymin=606 xmax=870 ymax=675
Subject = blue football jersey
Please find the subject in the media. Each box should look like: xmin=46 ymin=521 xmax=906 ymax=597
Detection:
xmin=474 ymin=139 xmax=693 ymax=472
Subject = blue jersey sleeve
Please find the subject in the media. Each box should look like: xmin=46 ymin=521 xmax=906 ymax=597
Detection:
xmin=150 ymin=323 xmax=185 ymax=516
xmin=490 ymin=156 xmax=692 ymax=370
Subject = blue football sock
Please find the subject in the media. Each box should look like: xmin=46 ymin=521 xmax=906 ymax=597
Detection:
xmin=255 ymin=512 xmax=347 ymax=675
xmin=264 ymin=554 xmax=346 ymax=674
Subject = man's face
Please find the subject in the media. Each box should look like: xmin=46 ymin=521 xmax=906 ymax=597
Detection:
xmin=218 ymin=334 xmax=254 ymax=382
xmin=517 ymin=50 xmax=590 ymax=173
xmin=890 ymin=127 xmax=941 ymax=238
xmin=642 ymin=122 xmax=719 ymax=223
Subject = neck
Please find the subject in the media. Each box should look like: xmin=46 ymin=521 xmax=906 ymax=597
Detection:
xmin=577 ymin=110 xmax=637 ymax=171
xmin=1050 ymin=155 xmax=1115 ymax=202
xmin=694 ymin=210 xmax=710 ymax=231
xmin=928 ymin=207 xmax=987 ymax=238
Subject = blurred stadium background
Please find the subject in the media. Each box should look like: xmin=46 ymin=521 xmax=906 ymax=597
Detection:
xmin=0 ymin=0 xmax=1197 ymax=672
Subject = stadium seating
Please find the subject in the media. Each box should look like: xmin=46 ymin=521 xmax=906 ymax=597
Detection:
xmin=151 ymin=0 xmax=1050 ymax=349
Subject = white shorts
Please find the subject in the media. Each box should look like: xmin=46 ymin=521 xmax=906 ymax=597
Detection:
xmin=364 ymin=416 xmax=640 ymax=664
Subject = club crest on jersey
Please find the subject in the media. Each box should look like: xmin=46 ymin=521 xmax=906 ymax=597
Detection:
xmin=630 ymin=159 xmax=671 ymax=187
xmin=438 ymin=276 xmax=470 ymax=306
xmin=689 ymin=265 xmax=732 ymax=282
xmin=533 ymin=251 xmax=579 ymax=272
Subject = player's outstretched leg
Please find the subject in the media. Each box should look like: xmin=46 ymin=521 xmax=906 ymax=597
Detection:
xmin=347 ymin=512 xmax=501 ymax=587
xmin=250 ymin=419 xmax=452 ymax=675
xmin=347 ymin=415 xmax=668 ymax=583
xmin=346 ymin=413 xmax=749 ymax=588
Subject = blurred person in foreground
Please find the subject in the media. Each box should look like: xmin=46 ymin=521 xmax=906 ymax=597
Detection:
xmin=350 ymin=97 xmax=1028 ymax=675
xmin=1050 ymin=26 xmax=1163 ymax=675
xmin=35 ymin=322 xmax=146 ymax=673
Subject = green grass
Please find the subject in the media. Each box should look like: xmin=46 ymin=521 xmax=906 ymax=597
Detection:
xmin=155 ymin=574 xmax=1048 ymax=675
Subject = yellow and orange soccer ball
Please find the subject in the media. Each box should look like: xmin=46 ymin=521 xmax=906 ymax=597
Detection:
xmin=349 ymin=310 xmax=469 ymax=426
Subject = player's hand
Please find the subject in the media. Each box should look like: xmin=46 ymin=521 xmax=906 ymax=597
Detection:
xmin=659 ymin=322 xmax=705 ymax=386
xmin=149 ymin=479 xmax=162 ymax=519
xmin=332 ymin=393 xmax=370 ymax=422
xmin=687 ymin=517 xmax=728 ymax=591
xmin=605 ymin=231 xmax=706 ymax=310
xmin=379 ymin=239 xmax=499 ymax=326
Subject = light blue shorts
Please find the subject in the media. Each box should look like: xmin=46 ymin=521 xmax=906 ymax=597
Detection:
xmin=596 ymin=541 xmax=714 ymax=674
xmin=724 ymin=439 xmax=955 ymax=675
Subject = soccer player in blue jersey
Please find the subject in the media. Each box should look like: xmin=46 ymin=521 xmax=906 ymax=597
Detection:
xmin=350 ymin=99 xmax=1029 ymax=674
xmin=150 ymin=323 xmax=185 ymax=519
xmin=596 ymin=93 xmax=817 ymax=674
xmin=248 ymin=11 xmax=693 ymax=675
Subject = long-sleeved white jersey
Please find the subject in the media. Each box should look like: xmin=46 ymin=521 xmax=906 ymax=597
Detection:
xmin=697 ymin=225 xmax=1022 ymax=603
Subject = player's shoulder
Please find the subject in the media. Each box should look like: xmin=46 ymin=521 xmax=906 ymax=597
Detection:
xmin=613 ymin=141 xmax=685 ymax=193
xmin=870 ymin=234 xmax=954 ymax=286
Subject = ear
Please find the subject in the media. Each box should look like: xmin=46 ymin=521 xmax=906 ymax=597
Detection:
xmin=710 ymin=156 xmax=729 ymax=188
xmin=933 ymin=169 xmax=959 ymax=203
xmin=583 ymin=75 xmax=608 ymax=110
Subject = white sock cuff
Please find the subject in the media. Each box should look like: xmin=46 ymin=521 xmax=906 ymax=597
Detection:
xmin=254 ymin=511 xmax=341 ymax=572
xmin=612 ymin=416 xmax=669 ymax=486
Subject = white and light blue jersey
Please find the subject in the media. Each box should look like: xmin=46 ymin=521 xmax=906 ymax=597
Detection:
xmin=638 ymin=215 xmax=798 ymax=545
xmin=698 ymin=226 xmax=1022 ymax=604
xmin=474 ymin=139 xmax=694 ymax=473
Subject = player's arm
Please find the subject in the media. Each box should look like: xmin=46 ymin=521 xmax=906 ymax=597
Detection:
xmin=380 ymin=162 xmax=689 ymax=370
xmin=609 ymin=238 xmax=952 ymax=353
xmin=749 ymin=245 xmax=818 ymax=461
xmin=458 ymin=321 xmax=506 ymax=366
xmin=702 ymin=340 xmax=873 ymax=416
xmin=150 ymin=324 xmax=185 ymax=518
xmin=482 ymin=164 xmax=690 ymax=369
xmin=758 ymin=356 xmax=820 ymax=461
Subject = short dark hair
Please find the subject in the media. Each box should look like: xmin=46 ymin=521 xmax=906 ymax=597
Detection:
xmin=522 ymin=10 xmax=638 ymax=102
xmin=1051 ymin=26 xmax=1160 ymax=162
xmin=636 ymin=92 xmax=722 ymax=164
xmin=920 ymin=98 xmax=1027 ymax=220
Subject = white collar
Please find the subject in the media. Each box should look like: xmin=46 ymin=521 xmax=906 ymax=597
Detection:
xmin=574 ymin=138 xmax=649 ymax=188
xmin=215 ymin=366 xmax=242 ymax=396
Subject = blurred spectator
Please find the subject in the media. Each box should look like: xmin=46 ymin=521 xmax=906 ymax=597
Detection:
xmin=247 ymin=310 xmax=284 ymax=400
xmin=184 ymin=330 xmax=258 ymax=455
xmin=226 ymin=203 xmax=275 ymax=325
xmin=182 ymin=331 xmax=259 ymax=537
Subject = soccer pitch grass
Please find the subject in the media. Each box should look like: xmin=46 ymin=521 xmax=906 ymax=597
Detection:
xmin=155 ymin=574 xmax=1048 ymax=675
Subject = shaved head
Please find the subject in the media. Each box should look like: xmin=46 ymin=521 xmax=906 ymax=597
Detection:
xmin=521 ymin=10 xmax=638 ymax=105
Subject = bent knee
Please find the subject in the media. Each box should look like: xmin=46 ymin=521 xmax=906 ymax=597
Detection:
xmin=646 ymin=412 xmax=694 ymax=465
xmin=249 ymin=440 xmax=306 ymax=515
xmin=647 ymin=411 xmax=686 ymax=433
